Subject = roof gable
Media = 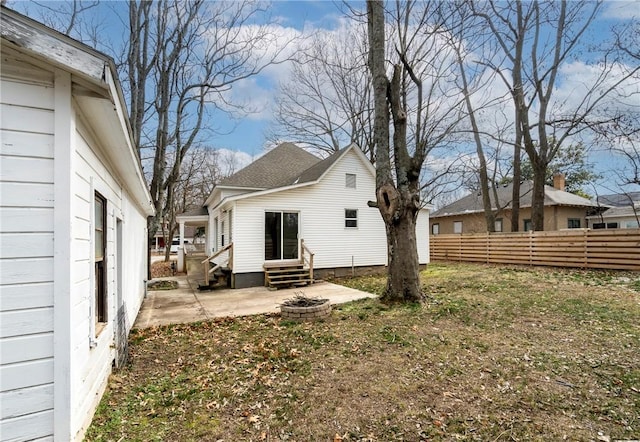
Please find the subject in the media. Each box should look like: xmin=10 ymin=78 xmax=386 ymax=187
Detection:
xmin=218 ymin=142 xmax=321 ymax=189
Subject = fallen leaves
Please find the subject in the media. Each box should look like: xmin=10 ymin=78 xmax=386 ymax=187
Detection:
xmin=86 ymin=263 xmax=639 ymax=442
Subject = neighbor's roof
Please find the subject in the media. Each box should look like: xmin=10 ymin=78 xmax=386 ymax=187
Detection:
xmin=179 ymin=207 xmax=208 ymax=217
xmin=597 ymin=192 xmax=640 ymax=207
xmin=218 ymin=142 xmax=321 ymax=189
xmin=587 ymin=205 xmax=639 ymax=219
xmin=432 ymin=181 xmax=597 ymax=218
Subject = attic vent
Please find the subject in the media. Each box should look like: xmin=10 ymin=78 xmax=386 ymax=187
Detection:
xmin=346 ymin=173 xmax=356 ymax=189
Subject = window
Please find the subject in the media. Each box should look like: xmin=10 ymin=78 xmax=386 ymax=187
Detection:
xmin=567 ymin=218 xmax=581 ymax=229
xmin=453 ymin=221 xmax=463 ymax=234
xmin=494 ymin=218 xmax=503 ymax=232
xmin=345 ymin=209 xmax=358 ymax=228
xmin=345 ymin=173 xmax=356 ymax=189
xmin=265 ymin=212 xmax=299 ymax=260
xmin=213 ymin=217 xmax=218 ymax=251
xmin=228 ymin=209 xmax=233 ymax=243
xmin=94 ymin=192 xmax=107 ymax=324
xmin=625 ymin=220 xmax=639 ymax=228
xmin=221 ymin=220 xmax=225 ymax=246
xmin=523 ymin=219 xmax=532 ymax=231
xmin=592 ymin=223 xmax=605 ymax=229
xmin=607 ymin=222 xmax=619 ymax=229
xmin=432 ymin=223 xmax=440 ymax=235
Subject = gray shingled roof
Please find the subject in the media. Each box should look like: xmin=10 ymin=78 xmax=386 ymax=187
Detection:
xmin=432 ymin=181 xmax=598 ymax=218
xmin=587 ymin=205 xmax=640 ymax=219
xmin=597 ymin=192 xmax=640 ymax=207
xmin=295 ymin=146 xmax=348 ymax=184
xmin=218 ymin=142 xmax=321 ymax=189
xmin=178 ymin=207 xmax=208 ymax=217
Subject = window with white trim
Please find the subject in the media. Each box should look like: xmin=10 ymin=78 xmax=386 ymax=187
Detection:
xmin=495 ymin=218 xmax=503 ymax=232
xmin=94 ymin=192 xmax=107 ymax=325
xmin=432 ymin=223 xmax=440 ymax=235
xmin=453 ymin=221 xmax=462 ymax=234
xmin=345 ymin=209 xmax=358 ymax=228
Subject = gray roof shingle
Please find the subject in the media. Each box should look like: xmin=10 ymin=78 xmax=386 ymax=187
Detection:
xmin=218 ymin=142 xmax=321 ymax=189
xmin=432 ymin=181 xmax=597 ymax=218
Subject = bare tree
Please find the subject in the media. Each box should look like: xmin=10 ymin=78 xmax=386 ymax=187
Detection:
xmin=160 ymin=146 xmax=238 ymax=261
xmin=367 ymin=0 xmax=465 ymax=303
xmin=446 ymin=2 xmax=514 ymax=232
xmin=9 ymin=0 xmax=107 ymax=50
xmin=474 ymin=0 xmax=640 ymax=231
xmin=270 ymin=24 xmax=376 ymax=160
xmin=125 ymin=0 xmax=295 ymax=259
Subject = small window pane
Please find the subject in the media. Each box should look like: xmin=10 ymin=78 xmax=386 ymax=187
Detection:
xmin=95 ymin=198 xmax=104 ymax=230
xmin=346 ymin=173 xmax=356 ymax=189
xmin=432 ymin=223 xmax=440 ymax=235
xmin=523 ymin=219 xmax=532 ymax=231
xmin=345 ymin=209 xmax=358 ymax=228
xmin=607 ymin=222 xmax=618 ymax=229
xmin=95 ymin=231 xmax=104 ymax=259
xmin=568 ymin=218 xmax=581 ymax=229
xmin=453 ymin=221 xmax=462 ymax=234
xmin=495 ymin=219 xmax=503 ymax=232
xmin=625 ymin=220 xmax=639 ymax=228
xmin=592 ymin=223 xmax=605 ymax=229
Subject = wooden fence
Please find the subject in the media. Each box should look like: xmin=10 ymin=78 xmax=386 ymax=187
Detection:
xmin=430 ymin=229 xmax=640 ymax=271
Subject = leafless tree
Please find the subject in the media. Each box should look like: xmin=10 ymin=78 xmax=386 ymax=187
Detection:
xmin=9 ymin=0 xmax=107 ymax=50
xmin=125 ymin=0 xmax=295 ymax=258
xmin=270 ymin=24 xmax=376 ymax=160
xmin=367 ymin=0 xmax=465 ymax=303
xmin=473 ymin=0 xmax=640 ymax=231
xmin=160 ymin=146 xmax=239 ymax=261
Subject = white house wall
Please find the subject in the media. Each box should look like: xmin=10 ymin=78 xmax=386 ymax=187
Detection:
xmin=231 ymin=148 xmax=426 ymax=274
xmin=1 ymin=55 xmax=150 ymax=441
xmin=0 ymin=65 xmax=57 ymax=441
xmin=69 ymin=117 xmax=148 ymax=439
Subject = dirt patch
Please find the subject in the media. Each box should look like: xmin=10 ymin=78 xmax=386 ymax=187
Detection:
xmin=147 ymin=280 xmax=179 ymax=290
xmin=85 ymin=263 xmax=640 ymax=441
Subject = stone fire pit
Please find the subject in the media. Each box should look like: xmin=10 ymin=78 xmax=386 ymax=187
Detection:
xmin=279 ymin=294 xmax=331 ymax=321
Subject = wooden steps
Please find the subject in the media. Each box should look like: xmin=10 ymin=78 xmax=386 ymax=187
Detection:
xmin=198 ymin=264 xmax=231 ymax=291
xmin=264 ymin=263 xmax=312 ymax=289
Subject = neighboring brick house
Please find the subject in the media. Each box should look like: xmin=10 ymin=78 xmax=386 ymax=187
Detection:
xmin=430 ymin=175 xmax=600 ymax=234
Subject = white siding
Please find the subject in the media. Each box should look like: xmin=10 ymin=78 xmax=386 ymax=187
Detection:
xmin=0 ymin=72 xmax=56 ymax=440
xmin=1 ymin=60 xmax=150 ymax=441
xmin=232 ymin=149 xmax=388 ymax=274
xmin=67 ymin=121 xmax=149 ymax=439
xmin=225 ymin=148 xmax=431 ymax=275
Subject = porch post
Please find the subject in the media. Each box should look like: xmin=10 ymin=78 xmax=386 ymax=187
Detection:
xmin=178 ymin=221 xmax=185 ymax=272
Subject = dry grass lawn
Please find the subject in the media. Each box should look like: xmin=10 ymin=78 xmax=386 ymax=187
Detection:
xmin=85 ymin=263 xmax=639 ymax=441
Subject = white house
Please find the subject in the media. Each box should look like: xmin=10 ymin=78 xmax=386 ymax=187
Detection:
xmin=177 ymin=142 xmax=430 ymax=288
xmin=1 ymin=8 xmax=154 ymax=441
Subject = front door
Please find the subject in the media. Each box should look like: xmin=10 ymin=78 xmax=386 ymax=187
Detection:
xmin=265 ymin=211 xmax=299 ymax=260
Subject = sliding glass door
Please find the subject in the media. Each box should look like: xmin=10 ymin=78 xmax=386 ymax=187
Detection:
xmin=265 ymin=211 xmax=299 ymax=260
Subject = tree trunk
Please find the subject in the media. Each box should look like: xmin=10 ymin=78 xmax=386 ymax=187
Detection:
xmin=531 ymin=162 xmax=546 ymax=231
xmin=367 ymin=0 xmax=424 ymax=304
xmin=511 ymin=134 xmax=522 ymax=232
xmin=383 ymin=207 xmax=422 ymax=303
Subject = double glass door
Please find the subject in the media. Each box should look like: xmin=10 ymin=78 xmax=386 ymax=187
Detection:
xmin=265 ymin=211 xmax=299 ymax=260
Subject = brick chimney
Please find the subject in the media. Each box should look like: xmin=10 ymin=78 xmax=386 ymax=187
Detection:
xmin=553 ymin=173 xmax=566 ymax=192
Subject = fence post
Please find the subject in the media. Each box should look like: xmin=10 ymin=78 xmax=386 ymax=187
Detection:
xmin=583 ymin=229 xmax=588 ymax=268
xmin=529 ymin=230 xmax=533 ymax=266
xmin=486 ymin=232 xmax=490 ymax=264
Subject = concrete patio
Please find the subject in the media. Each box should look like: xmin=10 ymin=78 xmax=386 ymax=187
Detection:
xmin=133 ymin=275 xmax=377 ymax=329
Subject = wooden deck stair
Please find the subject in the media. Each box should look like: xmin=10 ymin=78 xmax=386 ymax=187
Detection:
xmin=264 ymin=263 xmax=312 ymax=289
